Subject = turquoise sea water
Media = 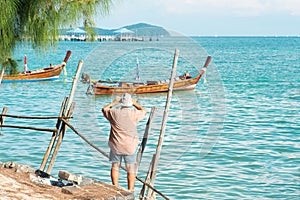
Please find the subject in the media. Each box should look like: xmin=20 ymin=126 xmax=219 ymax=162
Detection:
xmin=0 ymin=37 xmax=299 ymax=199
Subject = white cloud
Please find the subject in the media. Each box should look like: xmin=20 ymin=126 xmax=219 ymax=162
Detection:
xmin=97 ymin=0 xmax=300 ymax=35
xmin=158 ymin=0 xmax=266 ymax=16
xmin=275 ymin=0 xmax=300 ymax=16
xmin=158 ymin=0 xmax=300 ymax=16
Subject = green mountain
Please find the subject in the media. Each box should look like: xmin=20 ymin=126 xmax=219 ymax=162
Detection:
xmin=123 ymin=23 xmax=170 ymax=37
xmin=60 ymin=23 xmax=170 ymax=37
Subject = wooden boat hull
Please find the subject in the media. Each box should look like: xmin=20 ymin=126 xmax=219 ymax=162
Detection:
xmin=2 ymin=51 xmax=71 ymax=83
xmin=91 ymin=56 xmax=211 ymax=95
xmin=2 ymin=66 xmax=64 ymax=83
xmin=93 ymin=69 xmax=203 ymax=95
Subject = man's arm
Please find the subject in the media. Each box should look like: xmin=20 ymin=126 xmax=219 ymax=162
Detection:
xmin=132 ymin=98 xmax=146 ymax=112
xmin=102 ymin=97 xmax=119 ymax=113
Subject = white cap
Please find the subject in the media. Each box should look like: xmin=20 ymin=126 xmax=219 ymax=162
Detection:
xmin=119 ymin=93 xmax=133 ymax=107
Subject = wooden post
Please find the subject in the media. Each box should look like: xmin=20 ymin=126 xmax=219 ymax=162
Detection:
xmin=1 ymin=107 xmax=8 ymax=135
xmin=139 ymin=154 xmax=156 ymax=199
xmin=0 ymin=67 xmax=5 ymax=84
xmin=46 ymin=102 xmax=75 ymax=174
xmin=39 ymin=97 xmax=68 ymax=171
xmin=147 ymin=49 xmax=179 ymax=197
xmin=0 ymin=114 xmax=68 ymax=119
xmin=45 ymin=60 xmax=83 ymax=174
xmin=66 ymin=60 xmax=83 ymax=111
xmin=136 ymin=106 xmax=156 ymax=169
xmin=39 ymin=133 xmax=57 ymax=171
xmin=1 ymin=107 xmax=8 ymax=126
xmin=0 ymin=125 xmax=56 ymax=132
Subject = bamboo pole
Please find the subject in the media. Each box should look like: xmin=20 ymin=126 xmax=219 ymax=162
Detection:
xmin=1 ymin=107 xmax=8 ymax=126
xmin=0 ymin=124 xmax=56 ymax=132
xmin=139 ymin=154 xmax=156 ymax=199
xmin=46 ymin=102 xmax=75 ymax=174
xmin=1 ymin=107 xmax=8 ymax=136
xmin=136 ymin=106 xmax=156 ymax=169
xmin=136 ymin=176 xmax=168 ymax=200
xmin=46 ymin=60 xmax=83 ymax=174
xmin=0 ymin=114 xmax=71 ymax=120
xmin=66 ymin=60 xmax=83 ymax=111
xmin=39 ymin=131 xmax=58 ymax=171
xmin=0 ymin=67 xmax=5 ymax=84
xmin=39 ymin=97 xmax=68 ymax=171
xmin=55 ymin=97 xmax=68 ymax=135
xmin=147 ymin=49 xmax=179 ymax=198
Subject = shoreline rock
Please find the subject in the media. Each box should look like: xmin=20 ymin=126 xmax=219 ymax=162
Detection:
xmin=0 ymin=161 xmax=134 ymax=200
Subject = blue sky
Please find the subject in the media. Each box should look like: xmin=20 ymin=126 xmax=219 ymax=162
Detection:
xmin=95 ymin=0 xmax=300 ymax=36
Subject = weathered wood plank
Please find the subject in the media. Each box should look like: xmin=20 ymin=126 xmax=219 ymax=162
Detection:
xmin=0 ymin=114 xmax=71 ymax=119
xmin=46 ymin=102 xmax=75 ymax=174
xmin=136 ymin=106 xmax=156 ymax=169
xmin=139 ymin=154 xmax=155 ymax=199
xmin=39 ymin=97 xmax=68 ymax=171
xmin=1 ymin=107 xmax=8 ymax=126
xmin=46 ymin=60 xmax=83 ymax=174
xmin=147 ymin=49 xmax=179 ymax=198
xmin=0 ymin=124 xmax=56 ymax=132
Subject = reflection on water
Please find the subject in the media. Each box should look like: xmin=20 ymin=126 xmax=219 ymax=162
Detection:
xmin=1 ymin=37 xmax=299 ymax=199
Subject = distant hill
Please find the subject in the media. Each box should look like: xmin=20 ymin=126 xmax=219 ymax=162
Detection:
xmin=123 ymin=23 xmax=170 ymax=37
xmin=60 ymin=23 xmax=170 ymax=37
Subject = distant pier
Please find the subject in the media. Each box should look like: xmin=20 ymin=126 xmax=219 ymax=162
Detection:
xmin=59 ymin=35 xmax=158 ymax=42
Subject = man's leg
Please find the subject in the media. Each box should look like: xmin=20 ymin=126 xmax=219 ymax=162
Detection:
xmin=126 ymin=163 xmax=136 ymax=193
xmin=111 ymin=162 xmax=121 ymax=186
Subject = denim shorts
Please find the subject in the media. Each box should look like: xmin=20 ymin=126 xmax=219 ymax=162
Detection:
xmin=109 ymin=150 xmax=137 ymax=164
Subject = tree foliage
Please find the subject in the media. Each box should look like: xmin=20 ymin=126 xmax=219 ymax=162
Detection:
xmin=3 ymin=58 xmax=18 ymax=75
xmin=0 ymin=0 xmax=112 ymax=73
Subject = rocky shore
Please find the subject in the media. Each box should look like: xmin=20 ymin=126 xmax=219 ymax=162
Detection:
xmin=0 ymin=161 xmax=134 ymax=200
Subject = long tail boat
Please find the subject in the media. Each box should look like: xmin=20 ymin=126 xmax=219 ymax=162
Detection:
xmin=90 ymin=56 xmax=212 ymax=95
xmin=1 ymin=51 xmax=71 ymax=83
